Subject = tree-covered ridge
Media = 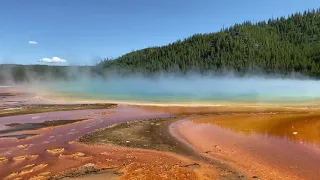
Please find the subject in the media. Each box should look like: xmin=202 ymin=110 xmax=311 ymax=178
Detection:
xmin=3 ymin=9 xmax=320 ymax=84
xmin=102 ymin=9 xmax=320 ymax=76
xmin=0 ymin=64 xmax=102 ymax=83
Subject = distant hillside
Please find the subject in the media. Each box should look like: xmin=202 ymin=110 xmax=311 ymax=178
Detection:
xmin=0 ymin=64 xmax=103 ymax=84
xmin=102 ymin=9 xmax=320 ymax=77
xmin=3 ymin=9 xmax=320 ymax=84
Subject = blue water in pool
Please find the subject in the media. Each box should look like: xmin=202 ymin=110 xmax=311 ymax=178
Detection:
xmin=40 ymin=76 xmax=320 ymax=103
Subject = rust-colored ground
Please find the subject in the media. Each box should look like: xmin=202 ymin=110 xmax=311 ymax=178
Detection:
xmin=0 ymin=88 xmax=217 ymax=180
xmin=2 ymin=87 xmax=320 ymax=180
xmin=1 ymin=143 xmax=217 ymax=180
xmin=136 ymin=104 xmax=311 ymax=115
xmin=171 ymin=112 xmax=320 ymax=180
xmin=193 ymin=112 xmax=320 ymax=144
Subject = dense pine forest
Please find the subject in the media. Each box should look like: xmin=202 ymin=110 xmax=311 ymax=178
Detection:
xmin=102 ymin=9 xmax=320 ymax=77
xmin=2 ymin=9 xmax=320 ymax=83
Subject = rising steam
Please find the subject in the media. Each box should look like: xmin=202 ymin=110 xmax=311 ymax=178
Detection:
xmin=1 ymin=65 xmax=320 ymax=103
xmin=29 ymin=73 xmax=320 ymax=103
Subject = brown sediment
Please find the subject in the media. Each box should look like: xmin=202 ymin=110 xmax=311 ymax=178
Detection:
xmin=4 ymin=88 xmax=320 ymax=180
xmin=0 ymin=119 xmax=95 ymax=142
xmin=0 ymin=134 xmax=38 ymax=140
xmin=23 ymin=164 xmax=36 ymax=169
xmin=12 ymin=156 xmax=26 ymax=161
xmin=48 ymin=144 xmax=218 ymax=180
xmin=171 ymin=112 xmax=320 ymax=180
xmin=94 ymin=111 xmax=115 ymax=115
xmin=1 ymin=119 xmax=89 ymax=135
xmin=12 ymin=154 xmax=39 ymax=162
xmin=0 ymin=92 xmax=21 ymax=97
xmin=29 ymin=172 xmax=51 ymax=180
xmin=0 ymin=103 xmax=117 ymax=118
xmin=29 ymin=176 xmax=47 ymax=180
xmin=39 ymin=172 xmax=51 ymax=176
xmin=78 ymin=117 xmax=190 ymax=153
xmin=29 ymin=154 xmax=40 ymax=159
xmin=19 ymin=168 xmax=34 ymax=175
xmin=33 ymin=163 xmax=49 ymax=170
xmin=0 ymin=105 xmax=171 ymax=179
xmin=78 ymin=117 xmax=246 ymax=180
xmin=0 ymin=156 xmax=8 ymax=163
xmin=68 ymin=141 xmax=76 ymax=144
xmin=48 ymin=162 xmax=123 ymax=180
xmin=16 ymin=134 xmax=42 ymax=141
xmin=5 ymin=172 xmax=19 ymax=179
xmin=59 ymin=152 xmax=91 ymax=159
xmin=37 ymin=119 xmax=92 ymax=131
xmin=46 ymin=148 xmax=65 ymax=154
xmin=0 ymin=133 xmax=42 ymax=141
xmin=4 ymin=163 xmax=48 ymax=179
xmin=136 ymin=104 xmax=310 ymax=115
xmin=17 ymin=144 xmax=29 ymax=148
xmin=3 ymin=114 xmax=221 ymax=180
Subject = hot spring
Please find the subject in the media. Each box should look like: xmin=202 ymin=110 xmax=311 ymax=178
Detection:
xmin=33 ymin=75 xmax=320 ymax=104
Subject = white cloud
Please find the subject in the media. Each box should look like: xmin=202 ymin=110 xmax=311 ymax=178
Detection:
xmin=29 ymin=41 xmax=38 ymax=45
xmin=39 ymin=57 xmax=67 ymax=63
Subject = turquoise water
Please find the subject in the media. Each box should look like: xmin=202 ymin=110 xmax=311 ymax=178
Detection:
xmin=40 ymin=76 xmax=320 ymax=103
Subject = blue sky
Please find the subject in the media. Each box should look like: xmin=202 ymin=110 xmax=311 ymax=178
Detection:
xmin=0 ymin=0 xmax=320 ymax=65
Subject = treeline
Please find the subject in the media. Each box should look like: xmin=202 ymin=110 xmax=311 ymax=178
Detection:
xmin=101 ymin=9 xmax=320 ymax=77
xmin=0 ymin=64 xmax=104 ymax=84
xmin=3 ymin=8 xmax=320 ymax=83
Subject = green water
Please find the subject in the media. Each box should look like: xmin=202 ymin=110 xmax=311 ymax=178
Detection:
xmin=41 ymin=77 xmax=320 ymax=104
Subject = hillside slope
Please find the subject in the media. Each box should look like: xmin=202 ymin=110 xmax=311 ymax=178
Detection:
xmin=102 ymin=9 xmax=320 ymax=76
xmin=0 ymin=64 xmax=102 ymax=84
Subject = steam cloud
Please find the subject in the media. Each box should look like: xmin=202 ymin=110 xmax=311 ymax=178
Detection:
xmin=1 ymin=64 xmax=320 ymax=103
xmin=33 ymin=73 xmax=320 ymax=103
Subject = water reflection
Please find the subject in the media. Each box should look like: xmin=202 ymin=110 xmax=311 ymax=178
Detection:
xmin=193 ymin=112 xmax=320 ymax=145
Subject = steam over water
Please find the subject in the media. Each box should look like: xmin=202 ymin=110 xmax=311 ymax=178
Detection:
xmin=35 ymin=75 xmax=320 ymax=103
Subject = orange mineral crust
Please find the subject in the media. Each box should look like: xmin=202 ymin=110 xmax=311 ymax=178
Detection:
xmin=2 ymin=86 xmax=320 ymax=180
xmin=0 ymin=105 xmax=171 ymax=179
xmin=170 ymin=113 xmax=320 ymax=180
xmin=1 ymin=143 xmax=217 ymax=180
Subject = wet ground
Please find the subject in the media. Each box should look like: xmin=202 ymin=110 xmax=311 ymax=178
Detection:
xmin=0 ymin=103 xmax=117 ymax=118
xmin=1 ymin=119 xmax=87 ymax=137
xmin=1 ymin=87 xmax=320 ymax=180
xmin=172 ymin=113 xmax=320 ymax=180
xmin=0 ymin=105 xmax=171 ymax=179
xmin=193 ymin=113 xmax=320 ymax=145
xmin=78 ymin=117 xmax=188 ymax=153
xmin=0 ymin=88 xmax=219 ymax=180
xmin=78 ymin=117 xmax=246 ymax=180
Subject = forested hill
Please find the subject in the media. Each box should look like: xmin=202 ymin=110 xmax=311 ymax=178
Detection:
xmin=0 ymin=64 xmax=102 ymax=84
xmin=101 ymin=9 xmax=320 ymax=77
xmin=3 ymin=9 xmax=320 ymax=84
